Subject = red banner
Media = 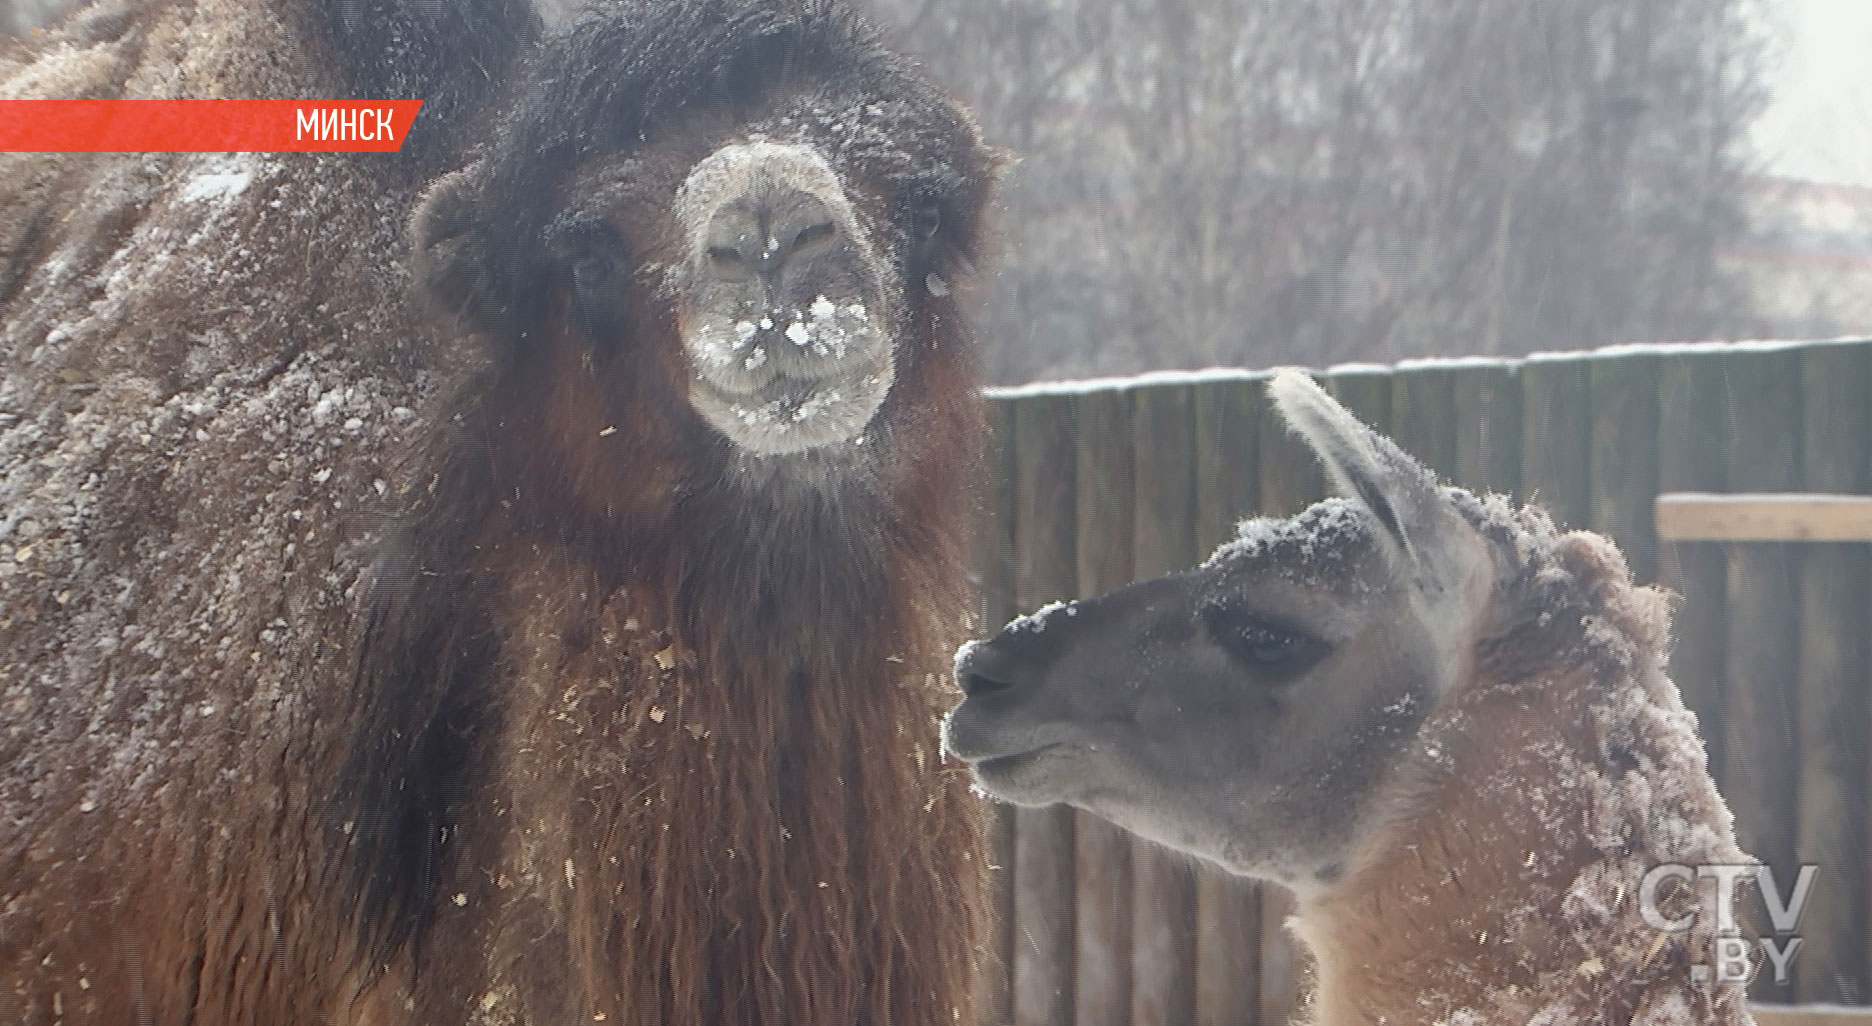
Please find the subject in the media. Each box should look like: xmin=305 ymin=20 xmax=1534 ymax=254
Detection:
xmin=0 ymin=101 xmax=426 ymax=153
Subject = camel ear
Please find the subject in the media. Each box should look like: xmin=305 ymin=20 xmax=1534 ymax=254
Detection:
xmin=410 ymin=163 xmax=510 ymax=336
xmin=1268 ymin=369 xmax=1479 ymax=597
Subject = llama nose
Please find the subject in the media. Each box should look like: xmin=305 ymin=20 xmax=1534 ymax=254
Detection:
xmin=704 ymin=190 xmax=839 ymax=283
xmin=956 ymin=631 xmax=1048 ymax=699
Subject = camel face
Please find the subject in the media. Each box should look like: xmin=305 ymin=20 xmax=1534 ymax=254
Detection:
xmin=946 ymin=371 xmax=1493 ymax=889
xmin=413 ymin=42 xmax=995 ymax=483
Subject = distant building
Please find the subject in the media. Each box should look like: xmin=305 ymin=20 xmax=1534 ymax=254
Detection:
xmin=1722 ymin=176 xmax=1872 ymax=339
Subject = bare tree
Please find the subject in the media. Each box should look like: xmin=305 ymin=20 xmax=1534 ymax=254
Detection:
xmin=874 ymin=0 xmax=1771 ymax=383
xmin=1 ymin=0 xmax=81 ymax=35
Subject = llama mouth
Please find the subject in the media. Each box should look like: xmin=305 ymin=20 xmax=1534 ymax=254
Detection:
xmin=970 ymin=744 xmax=1064 ymax=781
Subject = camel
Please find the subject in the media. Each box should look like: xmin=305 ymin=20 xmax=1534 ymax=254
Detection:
xmin=0 ymin=0 xmax=996 ymax=1022
xmin=945 ymin=370 xmax=1758 ymax=1025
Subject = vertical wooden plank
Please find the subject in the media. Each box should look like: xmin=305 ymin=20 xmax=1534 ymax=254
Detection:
xmin=975 ymin=397 xmax=1020 ymax=1026
xmin=1390 ymin=361 xmax=1458 ymax=479
xmin=1072 ymin=388 xmax=1135 ymax=1026
xmin=1254 ymin=372 xmax=1330 ymax=1026
xmin=980 ymin=398 xmax=1023 ymax=630
xmin=1718 ymin=346 xmax=1803 ymax=1006
xmin=1795 ymin=341 xmax=1871 ymax=1003
xmin=1131 ymin=383 xmax=1199 ymax=576
xmin=1012 ymin=393 xmax=1079 ymax=1026
xmin=1865 ymin=341 xmax=1872 ymax=1002
xmin=1589 ymin=351 xmax=1662 ymax=584
xmin=1450 ymin=359 xmax=1521 ymax=499
xmin=1520 ymin=354 xmax=1593 ymax=531
xmin=1656 ymin=350 xmax=1731 ymax=784
xmin=1192 ymin=375 xmax=1264 ymax=1026
xmin=1193 ymin=373 xmax=1263 ymax=556
xmin=1130 ymin=382 xmax=1200 ymax=1026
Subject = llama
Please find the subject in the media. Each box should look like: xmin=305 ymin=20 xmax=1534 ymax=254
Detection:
xmin=1 ymin=1 xmax=995 ymax=1023
xmin=945 ymin=370 xmax=1757 ymax=1025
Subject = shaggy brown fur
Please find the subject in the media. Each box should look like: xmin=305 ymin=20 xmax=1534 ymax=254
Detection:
xmin=0 ymin=1 xmax=994 ymax=1024
xmin=1296 ymin=510 xmax=1755 ymax=1025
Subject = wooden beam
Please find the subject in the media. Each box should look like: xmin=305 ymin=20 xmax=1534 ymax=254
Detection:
xmin=1656 ymin=493 xmax=1872 ymax=542
xmin=1753 ymin=1006 xmax=1872 ymax=1026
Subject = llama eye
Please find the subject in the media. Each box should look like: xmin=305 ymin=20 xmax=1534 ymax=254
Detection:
xmin=1229 ymin=624 xmax=1301 ymax=664
xmin=1204 ymin=608 xmax=1324 ymax=674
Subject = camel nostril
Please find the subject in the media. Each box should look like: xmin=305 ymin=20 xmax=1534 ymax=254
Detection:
xmin=708 ymin=245 xmax=750 ymax=275
xmin=702 ymin=190 xmax=841 ymax=284
xmin=791 ymin=220 xmax=836 ymax=254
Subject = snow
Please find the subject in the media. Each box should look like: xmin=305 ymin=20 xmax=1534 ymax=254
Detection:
xmin=1002 ymin=598 xmax=1078 ymax=634
xmin=1392 ymin=355 xmax=1519 ymax=371
xmin=1205 ymin=497 xmax=1374 ymax=585
xmin=983 ymin=367 xmax=1267 ymax=399
xmin=986 ymin=336 xmax=1872 ymax=398
xmin=179 ymin=168 xmax=253 ymax=205
xmin=691 ymin=298 xmax=870 ymax=380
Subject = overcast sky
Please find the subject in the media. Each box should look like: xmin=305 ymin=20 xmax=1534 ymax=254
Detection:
xmin=1755 ymin=0 xmax=1872 ymax=186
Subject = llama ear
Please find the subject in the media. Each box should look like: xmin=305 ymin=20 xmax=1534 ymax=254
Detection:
xmin=1268 ymin=369 xmax=1477 ymax=596
xmin=410 ymin=162 xmax=509 ymax=336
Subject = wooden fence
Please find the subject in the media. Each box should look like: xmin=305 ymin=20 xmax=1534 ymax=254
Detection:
xmin=968 ymin=339 xmax=1872 ymax=1025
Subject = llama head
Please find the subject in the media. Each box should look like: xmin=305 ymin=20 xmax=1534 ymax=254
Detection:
xmin=944 ymin=370 xmax=1496 ymax=891
xmin=410 ymin=0 xmax=999 ymax=480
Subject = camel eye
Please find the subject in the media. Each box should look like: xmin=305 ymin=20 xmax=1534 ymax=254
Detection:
xmin=911 ymin=200 xmax=941 ymax=240
xmin=1203 ymin=606 xmax=1324 ymax=675
xmin=572 ymin=253 xmax=616 ymax=290
xmin=707 ymin=246 xmax=747 ymax=272
xmin=549 ymin=213 xmax=624 ymax=292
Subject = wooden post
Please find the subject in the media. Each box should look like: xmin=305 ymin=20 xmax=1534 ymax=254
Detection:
xmin=1193 ymin=373 xmax=1263 ymax=557
xmin=975 ymin=397 xmax=1020 ymax=1026
xmin=1520 ymin=354 xmax=1593 ymax=531
xmin=1011 ymin=393 xmax=1079 ymax=1026
xmin=1719 ymin=347 xmax=1803 ymax=1006
xmin=1450 ymin=360 xmax=1521 ymax=499
xmin=1072 ymin=388 xmax=1135 ymax=1026
xmin=1656 ymin=351 xmax=1731 ymax=782
xmin=1588 ymin=350 xmax=1661 ymax=584
xmin=1795 ymin=341 xmax=1871 ymax=1003
xmin=1130 ymin=384 xmax=1200 ymax=1026
xmin=1391 ymin=362 xmax=1458 ymax=480
xmin=1192 ymin=375 xmax=1265 ymax=1026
